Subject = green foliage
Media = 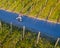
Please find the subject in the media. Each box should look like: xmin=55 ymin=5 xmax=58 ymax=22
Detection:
xmin=0 ymin=22 xmax=60 ymax=48
xmin=0 ymin=0 xmax=60 ymax=22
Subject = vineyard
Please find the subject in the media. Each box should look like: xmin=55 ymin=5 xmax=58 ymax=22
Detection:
xmin=0 ymin=22 xmax=60 ymax=48
xmin=0 ymin=0 xmax=60 ymax=23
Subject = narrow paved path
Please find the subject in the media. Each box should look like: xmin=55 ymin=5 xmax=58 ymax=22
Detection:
xmin=0 ymin=10 xmax=60 ymax=39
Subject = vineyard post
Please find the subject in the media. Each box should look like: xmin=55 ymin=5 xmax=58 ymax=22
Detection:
xmin=36 ymin=32 xmax=40 ymax=44
xmin=10 ymin=22 xmax=12 ymax=33
xmin=54 ymin=38 xmax=60 ymax=47
xmin=0 ymin=21 xmax=2 ymax=32
xmin=22 ymin=26 xmax=25 ymax=40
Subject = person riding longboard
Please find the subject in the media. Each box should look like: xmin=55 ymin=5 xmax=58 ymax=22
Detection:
xmin=16 ymin=14 xmax=23 ymax=22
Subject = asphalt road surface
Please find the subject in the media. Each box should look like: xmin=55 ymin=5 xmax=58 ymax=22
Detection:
xmin=0 ymin=10 xmax=60 ymax=39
